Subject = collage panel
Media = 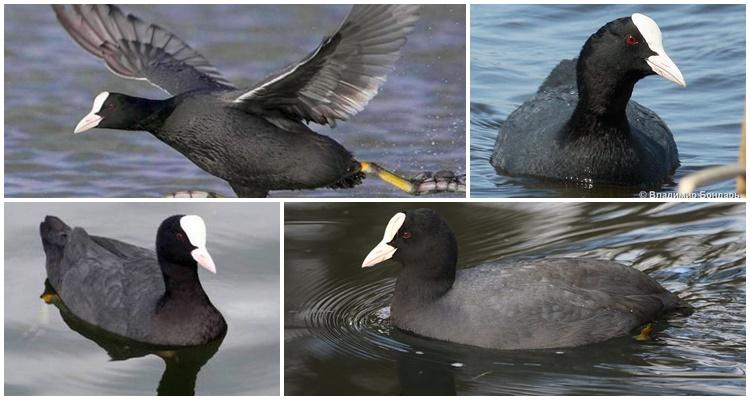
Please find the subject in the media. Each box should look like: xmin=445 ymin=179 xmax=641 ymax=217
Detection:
xmin=5 ymin=4 xmax=466 ymax=198
xmin=284 ymin=202 xmax=745 ymax=395
xmin=471 ymin=4 xmax=745 ymax=198
xmin=1 ymin=2 xmax=747 ymax=398
xmin=4 ymin=203 xmax=280 ymax=395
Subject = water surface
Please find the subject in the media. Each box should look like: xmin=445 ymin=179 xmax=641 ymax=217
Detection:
xmin=471 ymin=4 xmax=745 ymax=197
xmin=4 ymin=203 xmax=280 ymax=395
xmin=285 ymin=202 xmax=745 ymax=395
xmin=4 ymin=5 xmax=465 ymax=198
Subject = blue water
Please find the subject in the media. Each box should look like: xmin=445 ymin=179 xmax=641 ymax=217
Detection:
xmin=4 ymin=5 xmax=465 ymax=198
xmin=471 ymin=4 xmax=745 ymax=197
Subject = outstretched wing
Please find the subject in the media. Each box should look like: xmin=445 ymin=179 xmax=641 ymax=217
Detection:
xmin=234 ymin=5 xmax=419 ymax=127
xmin=52 ymin=4 xmax=237 ymax=95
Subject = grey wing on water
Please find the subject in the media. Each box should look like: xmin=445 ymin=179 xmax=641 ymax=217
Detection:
xmin=234 ymin=5 xmax=420 ymax=128
xmin=52 ymin=4 xmax=237 ymax=95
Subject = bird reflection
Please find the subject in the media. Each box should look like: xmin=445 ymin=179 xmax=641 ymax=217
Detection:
xmin=40 ymin=279 xmax=224 ymax=395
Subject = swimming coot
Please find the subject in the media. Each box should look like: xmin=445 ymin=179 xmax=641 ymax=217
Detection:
xmin=362 ymin=208 xmax=689 ymax=350
xmin=53 ymin=5 xmax=421 ymax=197
xmin=40 ymin=214 xmax=226 ymax=346
xmin=490 ymin=14 xmax=685 ymax=187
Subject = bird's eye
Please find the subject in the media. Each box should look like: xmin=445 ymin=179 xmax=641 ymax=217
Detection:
xmin=400 ymin=231 xmax=412 ymax=239
xmin=625 ymin=34 xmax=639 ymax=46
xmin=176 ymin=232 xmax=185 ymax=241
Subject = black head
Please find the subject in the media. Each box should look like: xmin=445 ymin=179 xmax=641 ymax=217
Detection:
xmin=74 ymin=91 xmax=161 ymax=134
xmin=156 ymin=214 xmax=216 ymax=273
xmin=577 ymin=13 xmax=685 ymax=91
xmin=362 ymin=208 xmax=458 ymax=277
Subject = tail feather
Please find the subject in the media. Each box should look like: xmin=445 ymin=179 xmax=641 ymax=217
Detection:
xmin=40 ymin=216 xmax=71 ymax=240
xmin=40 ymin=216 xmax=72 ymax=289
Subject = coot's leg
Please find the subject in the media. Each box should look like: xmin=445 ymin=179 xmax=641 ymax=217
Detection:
xmin=359 ymin=161 xmax=466 ymax=195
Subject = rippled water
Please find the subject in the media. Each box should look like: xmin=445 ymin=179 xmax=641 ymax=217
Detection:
xmin=4 ymin=5 xmax=465 ymax=198
xmin=4 ymin=203 xmax=280 ymax=395
xmin=284 ymin=202 xmax=745 ymax=395
xmin=471 ymin=4 xmax=745 ymax=197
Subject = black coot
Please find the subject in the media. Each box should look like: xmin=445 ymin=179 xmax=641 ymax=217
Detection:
xmin=40 ymin=214 xmax=226 ymax=346
xmin=52 ymin=5 xmax=420 ymax=197
xmin=362 ymin=208 xmax=689 ymax=350
xmin=490 ymin=14 xmax=686 ymax=187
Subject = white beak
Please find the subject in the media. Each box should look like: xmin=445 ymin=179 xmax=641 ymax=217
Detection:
xmin=191 ymin=247 xmax=216 ymax=273
xmin=646 ymin=53 xmax=686 ymax=87
xmin=362 ymin=212 xmax=406 ymax=268
xmin=73 ymin=112 xmax=102 ymax=134
xmin=362 ymin=241 xmax=397 ymax=268
xmin=632 ymin=13 xmax=686 ymax=87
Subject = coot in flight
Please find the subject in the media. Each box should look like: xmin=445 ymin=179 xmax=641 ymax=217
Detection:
xmin=53 ymin=5 xmax=459 ymax=197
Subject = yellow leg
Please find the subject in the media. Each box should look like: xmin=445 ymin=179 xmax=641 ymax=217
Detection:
xmin=359 ymin=161 xmax=416 ymax=194
xmin=635 ymin=323 xmax=653 ymax=341
xmin=40 ymin=292 xmax=58 ymax=304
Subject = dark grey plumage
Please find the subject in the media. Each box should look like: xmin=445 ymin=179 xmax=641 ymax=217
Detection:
xmin=53 ymin=5 xmax=421 ymax=197
xmin=393 ymin=258 xmax=686 ymax=350
xmin=367 ymin=208 xmax=689 ymax=350
xmin=40 ymin=215 xmax=226 ymax=346
xmin=52 ymin=4 xmax=236 ymax=94
xmin=235 ymin=4 xmax=420 ymax=128
xmin=491 ymin=59 xmax=679 ymax=186
xmin=490 ymin=15 xmax=682 ymax=187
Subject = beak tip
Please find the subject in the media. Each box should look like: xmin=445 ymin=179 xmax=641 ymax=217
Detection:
xmin=204 ymin=261 xmax=217 ymax=274
xmin=73 ymin=113 xmax=102 ymax=134
xmin=202 ymin=262 xmax=217 ymax=274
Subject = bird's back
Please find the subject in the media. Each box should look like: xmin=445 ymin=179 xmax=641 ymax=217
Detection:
xmin=40 ymin=217 xmax=163 ymax=341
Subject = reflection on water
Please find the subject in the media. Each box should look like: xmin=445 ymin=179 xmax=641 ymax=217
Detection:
xmin=41 ymin=280 xmax=223 ymax=396
xmin=4 ymin=4 xmax=465 ymax=198
xmin=284 ymin=202 xmax=746 ymax=395
xmin=5 ymin=203 xmax=280 ymax=395
xmin=470 ymin=4 xmax=745 ymax=197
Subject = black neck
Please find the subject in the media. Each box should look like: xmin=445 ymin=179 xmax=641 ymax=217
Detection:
xmin=393 ymin=256 xmax=456 ymax=306
xmin=125 ymin=97 xmax=175 ymax=132
xmin=563 ymin=55 xmax=641 ymax=141
xmin=157 ymin=258 xmax=207 ymax=301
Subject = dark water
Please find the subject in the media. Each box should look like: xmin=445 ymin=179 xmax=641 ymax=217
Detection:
xmin=4 ymin=203 xmax=280 ymax=395
xmin=471 ymin=4 xmax=745 ymax=197
xmin=284 ymin=202 xmax=745 ymax=395
xmin=4 ymin=5 xmax=465 ymax=198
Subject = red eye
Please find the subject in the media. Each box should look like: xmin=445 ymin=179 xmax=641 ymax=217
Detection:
xmin=176 ymin=232 xmax=185 ymax=241
xmin=625 ymin=34 xmax=639 ymax=46
xmin=401 ymin=231 xmax=412 ymax=239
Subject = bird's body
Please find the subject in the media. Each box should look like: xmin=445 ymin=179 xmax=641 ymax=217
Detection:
xmin=492 ymin=59 xmax=679 ymax=186
xmin=140 ymin=92 xmax=360 ymax=197
xmin=40 ymin=215 xmax=226 ymax=346
xmin=392 ymin=258 xmax=685 ymax=350
xmin=490 ymin=14 xmax=685 ymax=187
xmin=53 ymin=4 xmax=420 ymax=197
xmin=363 ymin=208 xmax=689 ymax=350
